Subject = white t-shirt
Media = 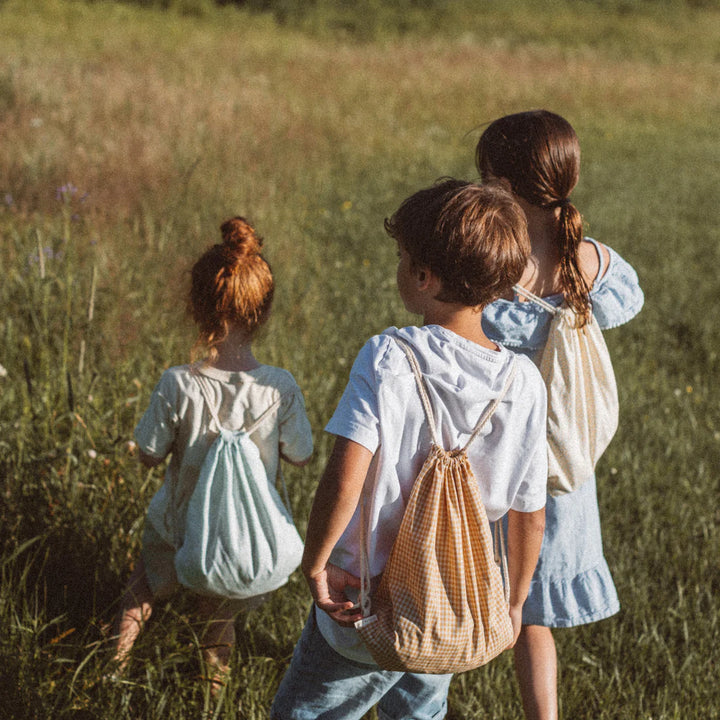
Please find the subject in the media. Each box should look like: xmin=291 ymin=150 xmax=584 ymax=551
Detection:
xmin=135 ymin=362 xmax=314 ymax=549
xmin=318 ymin=325 xmax=547 ymax=663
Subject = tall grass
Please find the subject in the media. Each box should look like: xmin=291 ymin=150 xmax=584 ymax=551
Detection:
xmin=1 ymin=0 xmax=719 ymax=717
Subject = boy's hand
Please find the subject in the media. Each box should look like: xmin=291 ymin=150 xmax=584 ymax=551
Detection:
xmin=306 ymin=562 xmax=362 ymax=627
xmin=300 ymin=438 xmax=372 ymax=627
xmin=508 ymin=603 xmax=524 ymax=647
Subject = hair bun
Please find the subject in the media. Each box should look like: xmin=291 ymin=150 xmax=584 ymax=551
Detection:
xmin=220 ymin=216 xmax=262 ymax=256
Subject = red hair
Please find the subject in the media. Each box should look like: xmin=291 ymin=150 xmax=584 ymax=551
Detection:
xmin=189 ymin=217 xmax=274 ymax=361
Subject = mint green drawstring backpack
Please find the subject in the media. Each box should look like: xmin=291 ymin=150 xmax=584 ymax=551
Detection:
xmin=173 ymin=372 xmax=304 ymax=598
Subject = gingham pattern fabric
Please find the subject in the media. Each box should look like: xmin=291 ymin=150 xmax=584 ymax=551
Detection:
xmin=355 ymin=339 xmax=515 ymax=674
xmin=513 ymin=284 xmax=619 ymax=496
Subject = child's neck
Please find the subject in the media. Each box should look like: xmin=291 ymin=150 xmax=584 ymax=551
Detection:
xmin=422 ymin=305 xmax=499 ymax=351
xmin=211 ymin=328 xmax=260 ymax=372
xmin=517 ymin=200 xmax=563 ymax=295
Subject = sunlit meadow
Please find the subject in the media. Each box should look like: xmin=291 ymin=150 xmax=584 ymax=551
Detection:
xmin=0 ymin=0 xmax=719 ymax=717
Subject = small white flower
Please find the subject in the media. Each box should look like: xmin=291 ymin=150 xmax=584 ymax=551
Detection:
xmin=87 ymin=449 xmax=97 ymax=460
xmin=0 ymin=363 xmax=7 ymax=379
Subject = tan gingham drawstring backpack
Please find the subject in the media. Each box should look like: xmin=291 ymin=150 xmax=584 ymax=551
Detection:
xmin=513 ymin=284 xmax=619 ymax=497
xmin=354 ymin=338 xmax=516 ymax=674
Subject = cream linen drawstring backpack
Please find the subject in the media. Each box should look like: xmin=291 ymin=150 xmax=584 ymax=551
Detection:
xmin=513 ymin=284 xmax=619 ymax=496
xmin=354 ymin=338 xmax=515 ymax=674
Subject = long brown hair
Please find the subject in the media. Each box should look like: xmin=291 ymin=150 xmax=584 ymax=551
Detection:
xmin=189 ymin=217 xmax=274 ymax=361
xmin=475 ymin=110 xmax=591 ymax=324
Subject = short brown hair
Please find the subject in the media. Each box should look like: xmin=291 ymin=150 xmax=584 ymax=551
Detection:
xmin=189 ymin=217 xmax=274 ymax=361
xmin=384 ymin=179 xmax=529 ymax=309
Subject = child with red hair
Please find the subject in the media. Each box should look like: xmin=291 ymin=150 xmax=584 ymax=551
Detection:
xmin=112 ymin=217 xmax=313 ymax=689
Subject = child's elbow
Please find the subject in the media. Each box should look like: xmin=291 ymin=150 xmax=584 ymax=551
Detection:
xmin=139 ymin=450 xmax=164 ymax=469
xmin=281 ymin=451 xmax=313 ymax=468
xmin=509 ymin=507 xmax=546 ymax=537
xmin=527 ymin=507 xmax=546 ymax=534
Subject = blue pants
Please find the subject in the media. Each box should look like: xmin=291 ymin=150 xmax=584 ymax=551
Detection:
xmin=270 ymin=606 xmax=452 ymax=720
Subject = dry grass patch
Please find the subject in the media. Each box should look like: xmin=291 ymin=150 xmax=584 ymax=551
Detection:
xmin=2 ymin=2 xmax=717 ymax=234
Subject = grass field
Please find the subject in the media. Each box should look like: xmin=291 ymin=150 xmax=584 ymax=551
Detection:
xmin=1 ymin=0 xmax=719 ymax=717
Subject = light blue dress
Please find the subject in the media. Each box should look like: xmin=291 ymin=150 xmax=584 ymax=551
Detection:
xmin=482 ymin=238 xmax=644 ymax=627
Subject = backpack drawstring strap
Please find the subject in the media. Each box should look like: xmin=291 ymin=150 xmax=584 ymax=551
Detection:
xmin=191 ymin=364 xmax=280 ymax=435
xmin=513 ymin=284 xmax=559 ymax=315
xmin=191 ymin=364 xmax=224 ymax=429
xmin=461 ymin=359 xmax=517 ymax=453
xmin=245 ymin=399 xmax=282 ymax=435
xmin=395 ymin=339 xmax=442 ymax=448
xmin=493 ymin=520 xmax=510 ymax=604
xmin=359 ymin=485 xmax=373 ymax=618
xmin=395 ymin=337 xmax=517 ymax=454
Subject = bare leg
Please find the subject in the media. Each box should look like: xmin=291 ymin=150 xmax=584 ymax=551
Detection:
xmin=112 ymin=557 xmax=154 ymax=671
xmin=196 ymin=596 xmax=237 ymax=692
xmin=513 ymin=624 xmax=558 ymax=720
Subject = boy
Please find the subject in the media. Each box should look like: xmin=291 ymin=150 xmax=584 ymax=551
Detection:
xmin=271 ymin=179 xmax=547 ymax=720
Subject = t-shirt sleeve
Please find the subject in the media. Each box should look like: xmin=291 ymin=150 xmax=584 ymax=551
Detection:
xmin=592 ymin=245 xmax=644 ymax=330
xmin=324 ymin=337 xmax=382 ymax=453
xmin=278 ymin=384 xmax=314 ymax=464
xmin=134 ymin=371 xmax=179 ymax=460
xmin=510 ymin=361 xmax=548 ymax=513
